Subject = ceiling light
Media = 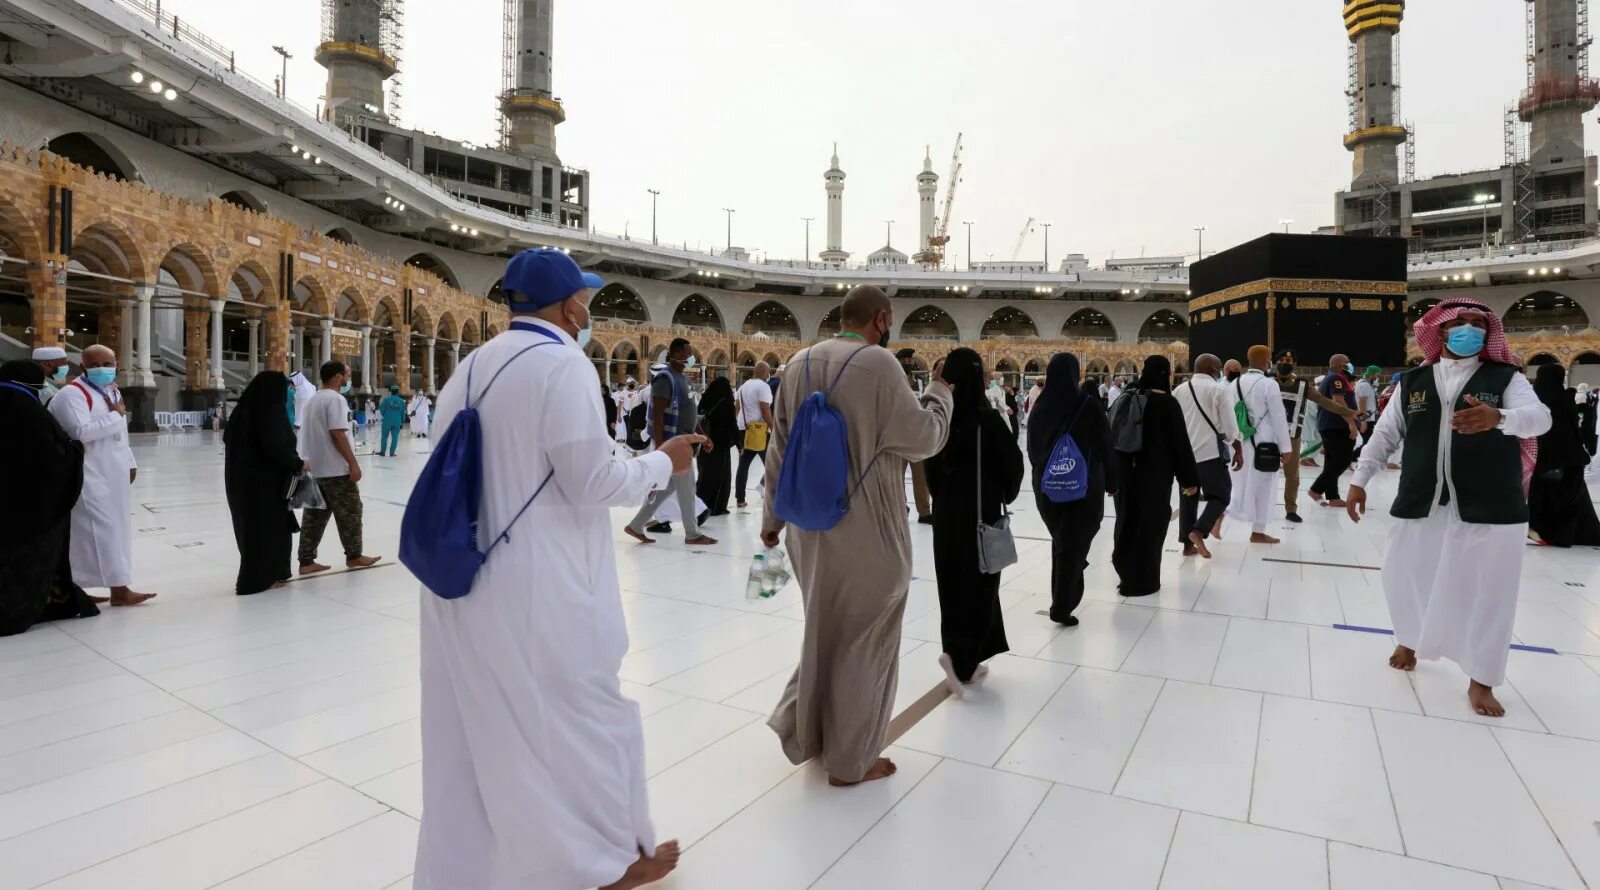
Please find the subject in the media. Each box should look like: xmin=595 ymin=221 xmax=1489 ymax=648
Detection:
xmin=149 ymin=80 xmax=163 ymax=93
xmin=130 ymin=71 xmax=144 ymax=84
xmin=312 ymin=155 xmax=321 ymax=164
xmin=450 ymin=224 xmax=459 ymax=232
xmin=291 ymin=144 xmax=299 ymax=153
xmin=302 ymin=150 xmax=312 ymax=160
xmin=1528 ymin=269 xmax=1536 ymax=276
xmin=1554 ymin=267 xmax=1562 ymax=273
xmin=397 ymin=203 xmax=405 ymax=211
xmin=164 ymin=88 xmax=176 ymax=101
xmin=469 ymin=229 xmax=478 ymax=236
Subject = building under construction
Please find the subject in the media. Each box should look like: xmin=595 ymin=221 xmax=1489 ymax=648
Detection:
xmin=320 ymin=0 xmax=589 ymax=228
xmin=1335 ymin=0 xmax=1598 ymax=252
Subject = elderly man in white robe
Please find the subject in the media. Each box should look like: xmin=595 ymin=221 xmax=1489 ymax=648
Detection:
xmin=1226 ymin=344 xmax=1292 ymax=544
xmin=415 ymin=248 xmax=702 ymax=890
xmin=32 ymin=345 xmax=70 ymax=403
xmin=46 ymin=345 xmax=155 ymax=605
xmin=409 ymin=390 xmax=432 ymax=439
xmin=1347 ymin=299 xmax=1549 ymax=718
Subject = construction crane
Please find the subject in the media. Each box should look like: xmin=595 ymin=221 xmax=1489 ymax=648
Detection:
xmin=921 ymin=133 xmax=963 ymax=268
xmin=1009 ymin=217 xmax=1036 ymax=261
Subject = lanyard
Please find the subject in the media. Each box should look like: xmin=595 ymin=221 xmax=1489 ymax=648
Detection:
xmin=510 ymin=320 xmax=565 ymax=344
xmin=81 ymin=376 xmax=118 ymax=405
xmin=0 ymin=381 xmax=40 ymax=400
xmin=835 ymin=332 xmax=866 ymax=343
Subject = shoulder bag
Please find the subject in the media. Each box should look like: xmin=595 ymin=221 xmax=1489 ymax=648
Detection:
xmin=1188 ymin=383 xmax=1226 ymax=462
xmin=1237 ymin=377 xmax=1280 ymax=472
xmin=976 ymin=416 xmax=1018 ymax=574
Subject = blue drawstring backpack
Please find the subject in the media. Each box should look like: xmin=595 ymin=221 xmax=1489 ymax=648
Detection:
xmin=773 ymin=345 xmax=877 ymax=531
xmin=1039 ymin=402 xmax=1090 ymax=503
xmin=399 ymin=338 xmax=559 ymax=599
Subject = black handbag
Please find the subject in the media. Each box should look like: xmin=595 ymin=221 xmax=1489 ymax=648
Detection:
xmin=1252 ymin=440 xmax=1281 ymax=472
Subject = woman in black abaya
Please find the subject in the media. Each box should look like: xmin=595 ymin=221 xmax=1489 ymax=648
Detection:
xmin=695 ymin=376 xmax=737 ymax=517
xmin=1528 ymin=364 xmax=1600 ymax=547
xmin=926 ymin=348 xmax=1024 ymax=694
xmin=1028 ymin=353 xmax=1115 ymax=625
xmin=225 ymin=371 xmax=308 ymax=595
xmin=1111 ymin=355 xmax=1200 ymax=597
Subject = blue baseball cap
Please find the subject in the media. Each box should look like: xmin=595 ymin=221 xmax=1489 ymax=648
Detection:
xmin=502 ymin=248 xmax=603 ymax=311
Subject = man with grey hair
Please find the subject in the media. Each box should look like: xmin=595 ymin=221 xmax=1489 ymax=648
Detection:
xmin=47 ymin=344 xmax=154 ymax=605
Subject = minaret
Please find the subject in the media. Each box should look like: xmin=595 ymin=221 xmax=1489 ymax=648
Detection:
xmin=500 ymin=0 xmax=564 ymax=159
xmin=1519 ymin=0 xmax=1598 ymax=167
xmin=819 ymin=143 xmax=849 ymax=266
xmin=914 ymin=146 xmax=939 ymax=261
xmin=316 ymin=0 xmax=400 ymax=126
xmin=1342 ymin=0 xmax=1407 ymax=189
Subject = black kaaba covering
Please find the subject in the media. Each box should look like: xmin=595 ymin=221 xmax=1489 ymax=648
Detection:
xmin=1187 ymin=233 xmax=1408 ymax=368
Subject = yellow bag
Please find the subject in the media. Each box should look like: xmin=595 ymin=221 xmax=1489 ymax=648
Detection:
xmin=743 ymin=421 xmax=769 ymax=452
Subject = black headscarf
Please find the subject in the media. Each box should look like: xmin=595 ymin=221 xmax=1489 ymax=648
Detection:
xmin=1027 ymin=352 xmax=1083 ymax=464
xmin=225 ymin=370 xmax=291 ymax=450
xmin=942 ymin=348 xmax=987 ymax=435
xmin=698 ymin=376 xmax=738 ymax=450
xmin=0 ymin=360 xmax=83 ymax=542
xmin=1135 ymin=355 xmax=1172 ymax=393
xmin=1534 ymin=364 xmax=1587 ymax=470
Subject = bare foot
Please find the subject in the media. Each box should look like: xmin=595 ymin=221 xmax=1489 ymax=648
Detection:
xmin=1211 ymin=518 xmax=1224 ymax=540
xmin=1388 ymin=644 xmax=1417 ymax=671
xmin=969 ymin=663 xmax=990 ymax=683
xmin=87 ymin=594 xmax=110 ymax=604
xmin=269 ymin=581 xmax=288 ymax=590
xmin=599 ymin=842 xmax=682 ymax=890
xmin=1182 ymin=544 xmax=1199 ymax=557
xmin=937 ymin=652 xmax=965 ymax=699
xmin=1249 ymin=532 xmax=1280 ymax=544
xmin=623 ymin=526 xmax=655 ymax=544
xmin=828 ymin=757 xmax=897 ymax=787
xmin=683 ymin=535 xmax=718 ymax=546
xmin=299 ymin=562 xmax=331 ymax=575
xmin=1308 ymin=491 xmax=1325 ymax=504
xmin=1468 ymin=681 xmax=1505 ymax=718
xmin=346 ymin=555 xmax=381 ymax=569
xmin=1325 ymin=498 xmax=1347 ymax=508
xmin=1187 ymin=531 xmax=1213 ymax=559
xmin=1386 ymin=462 xmax=1401 ymax=470
xmin=109 ymin=588 xmax=156 ymax=606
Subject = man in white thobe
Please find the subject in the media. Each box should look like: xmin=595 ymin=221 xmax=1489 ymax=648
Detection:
xmin=409 ymin=390 xmax=432 ymax=438
xmin=415 ymin=249 xmax=699 ymax=890
xmin=47 ymin=345 xmax=155 ymax=605
xmin=1347 ymin=299 xmax=1549 ymax=718
xmin=32 ymin=345 xmax=70 ymax=404
xmin=289 ymin=368 xmax=317 ymax=430
xmin=1226 ymin=345 xmax=1291 ymax=544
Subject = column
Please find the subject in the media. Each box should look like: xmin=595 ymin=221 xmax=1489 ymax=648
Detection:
xmin=25 ymin=262 xmax=67 ymax=350
xmin=449 ymin=342 xmax=461 ymax=375
xmin=266 ymin=302 xmax=289 ymax=374
xmin=392 ymin=327 xmax=411 ymax=394
xmin=118 ymin=298 xmax=135 ymax=386
xmin=319 ymin=318 xmax=333 ymax=365
xmin=209 ymin=299 xmax=226 ymax=390
xmin=134 ymin=285 xmax=156 ymax=387
xmin=246 ymin=317 xmax=261 ymax=377
xmin=290 ymin=323 xmax=303 ymax=372
xmin=425 ymin=337 xmax=437 ymax=393
xmin=360 ymin=325 xmax=374 ymax=393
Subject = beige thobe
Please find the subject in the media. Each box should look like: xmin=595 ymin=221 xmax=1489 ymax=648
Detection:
xmin=762 ymin=338 xmax=952 ymax=783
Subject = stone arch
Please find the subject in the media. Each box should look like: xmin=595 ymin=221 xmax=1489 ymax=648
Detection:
xmin=981 ymin=306 xmax=1039 ymax=339
xmin=0 ymin=189 xmax=45 ymax=263
xmin=291 ymin=275 xmax=332 ymax=318
xmin=743 ymin=301 xmax=800 ymax=338
xmin=610 ymin=340 xmax=639 ymax=382
xmin=762 ymin=351 xmax=783 ymax=368
xmin=673 ymin=293 xmax=725 ymax=331
xmin=225 ymin=259 xmax=275 ymax=304
xmin=1084 ymin=358 xmax=1111 ymax=374
xmin=592 ymin=282 xmax=648 ymax=322
xmin=436 ymin=312 xmax=458 ymax=342
xmin=1526 ymin=353 xmax=1561 ymax=366
xmin=1024 ymin=358 xmax=1044 ymax=375
xmin=157 ymin=243 xmax=223 ymax=298
xmin=334 ymin=288 xmax=369 ymax=324
xmin=1575 ymin=352 xmax=1600 ymax=365
xmin=1064 ymin=308 xmax=1116 ymax=340
xmin=1138 ymin=309 xmax=1189 ymax=342
xmin=818 ymin=305 xmax=842 ymax=338
xmin=324 ymin=226 xmax=357 ymax=245
xmin=1114 ymin=359 xmax=1138 ymax=375
xmin=706 ymin=348 xmax=730 ymax=377
xmin=404 ymin=252 xmax=462 ymax=290
xmin=373 ymin=295 xmax=401 ymax=329
xmin=219 ymin=190 xmax=268 ymax=214
xmin=486 ymin=322 xmax=501 ymax=338
xmin=1504 ymin=291 xmax=1588 ymax=333
xmin=994 ymin=357 xmax=1020 ymax=387
xmin=70 ymin=219 xmax=149 ymax=282
xmin=486 ymin=278 xmax=505 ymax=305
xmin=585 ymin=340 xmax=608 ymax=377
xmin=410 ymin=304 xmax=435 ymax=338
xmin=460 ymin=317 xmax=481 ymax=345
xmin=46 ymin=133 xmax=138 ymax=181
xmin=900 ymin=304 xmax=959 ymax=340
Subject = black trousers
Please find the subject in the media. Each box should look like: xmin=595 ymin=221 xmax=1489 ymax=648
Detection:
xmin=1310 ymin=428 xmax=1356 ymax=500
xmin=1178 ymin=457 xmax=1232 ymax=543
xmin=735 ymin=445 xmax=765 ymax=502
xmin=1038 ymin=494 xmax=1102 ymax=620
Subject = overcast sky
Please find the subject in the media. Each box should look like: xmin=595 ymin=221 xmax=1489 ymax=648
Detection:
xmin=174 ymin=0 xmax=1581 ymax=267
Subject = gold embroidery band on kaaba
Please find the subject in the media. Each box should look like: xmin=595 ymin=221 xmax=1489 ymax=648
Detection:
xmin=1187 ymin=278 xmax=1406 ymax=312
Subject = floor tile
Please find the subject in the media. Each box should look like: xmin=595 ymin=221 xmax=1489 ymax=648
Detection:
xmin=1308 ymin=626 xmax=1422 ymax=714
xmin=0 ymin=707 xmax=224 ymax=795
xmin=647 ymin=722 xmax=801 ymax=848
xmin=1033 ymin=602 xmax=1154 ymax=670
xmin=210 ymin=811 xmax=418 ymax=890
xmin=1211 ymin=619 xmax=1311 ymax=697
xmin=1119 ymin=612 xmax=1230 ymax=683
xmin=297 ymin=718 xmax=423 ymax=785
xmin=986 ymin=783 xmax=1178 ymax=890
xmin=812 ymin=759 xmax=1049 ymax=890
xmin=1116 ymin=681 xmax=1261 ymax=820
xmin=643 ymin=698 xmax=760 ymax=777
xmin=1328 ymin=843 xmax=1499 ymax=890
xmin=356 ymin=762 xmax=422 ymax=818
xmin=1158 ymin=811 xmax=1328 ymax=890
xmin=996 ymin=666 xmax=1164 ymax=792
xmin=1493 ymin=728 xmax=1600 ymax=889
xmin=1503 ymin=650 xmax=1600 ymax=741
xmin=1192 ymin=576 xmax=1271 ymax=620
xmin=1407 ymin=661 xmax=1545 ymax=733
xmin=893 ymin=653 xmax=1073 ymax=766
xmin=1372 ymin=711 xmax=1581 ymax=890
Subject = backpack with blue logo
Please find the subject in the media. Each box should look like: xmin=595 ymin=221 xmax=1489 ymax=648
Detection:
xmin=399 ymin=339 xmax=559 ymax=600
xmin=774 ymin=345 xmax=877 ymax=531
xmin=1039 ymin=401 xmax=1090 ymax=503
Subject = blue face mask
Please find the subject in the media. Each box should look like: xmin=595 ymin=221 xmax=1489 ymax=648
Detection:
xmin=1346 ymin=363 xmax=1356 ymax=375
xmin=1445 ymin=325 xmax=1486 ymax=358
xmin=86 ymin=367 xmax=117 ymax=387
xmin=340 ymin=381 xmax=352 ymax=394
xmin=50 ymin=365 xmax=68 ymax=382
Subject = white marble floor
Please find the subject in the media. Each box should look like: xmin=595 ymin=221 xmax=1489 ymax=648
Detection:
xmin=4 ymin=431 xmax=1600 ymax=889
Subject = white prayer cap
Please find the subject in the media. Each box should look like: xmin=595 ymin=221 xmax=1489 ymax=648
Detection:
xmin=32 ymin=346 xmax=67 ymax=361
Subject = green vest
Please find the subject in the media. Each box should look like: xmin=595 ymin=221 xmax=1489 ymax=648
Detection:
xmin=1391 ymin=363 xmax=1526 ymax=524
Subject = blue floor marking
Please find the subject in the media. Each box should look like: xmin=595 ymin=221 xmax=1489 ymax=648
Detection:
xmin=1332 ymin=624 xmax=1560 ymax=654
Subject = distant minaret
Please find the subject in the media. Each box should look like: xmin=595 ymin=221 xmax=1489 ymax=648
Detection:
xmin=317 ymin=0 xmax=400 ymax=126
xmin=500 ymin=0 xmax=564 ymax=159
xmin=915 ymin=145 xmax=934 ymax=257
xmin=1343 ymin=0 xmax=1406 ymax=189
xmin=819 ymin=143 xmax=849 ymax=266
xmin=1520 ymin=0 xmax=1598 ymax=167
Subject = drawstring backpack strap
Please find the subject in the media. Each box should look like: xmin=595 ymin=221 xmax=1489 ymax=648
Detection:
xmin=463 ymin=334 xmax=562 ymax=554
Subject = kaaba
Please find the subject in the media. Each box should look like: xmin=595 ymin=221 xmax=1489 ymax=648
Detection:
xmin=1187 ymin=233 xmax=1409 ymax=369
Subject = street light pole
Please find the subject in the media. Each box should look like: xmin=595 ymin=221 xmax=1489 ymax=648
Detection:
xmin=1040 ymin=222 xmax=1053 ymax=270
xmin=801 ymin=217 xmax=814 ymax=263
xmin=1193 ymin=225 xmax=1207 ymax=262
xmin=272 ymin=45 xmax=292 ymax=99
xmin=885 ymin=220 xmax=894 ymax=248
xmin=963 ymin=220 xmax=975 ymax=271
xmin=1279 ymin=218 xmax=1294 ymax=234
xmin=722 ymin=207 xmax=735 ymax=252
xmin=647 ymin=189 xmax=659 ymax=245
xmin=1474 ymin=193 xmax=1495 ymax=254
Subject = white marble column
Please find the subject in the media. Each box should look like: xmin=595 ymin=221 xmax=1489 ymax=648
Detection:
xmin=319 ymin=318 xmax=333 ymax=365
xmin=134 ymin=284 xmax=156 ymax=387
xmin=425 ymin=337 xmax=437 ymax=394
xmin=118 ymin=299 xmax=135 ymax=386
xmin=449 ymin=342 xmax=461 ymax=375
xmin=246 ymin=318 xmax=261 ymax=377
xmin=360 ymin=325 xmax=374 ymax=393
xmin=290 ymin=324 xmax=303 ymax=372
xmin=208 ymin=299 xmax=226 ymax=390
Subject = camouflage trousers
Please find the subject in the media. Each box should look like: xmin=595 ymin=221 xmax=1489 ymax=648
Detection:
xmin=298 ymin=475 xmax=363 ymax=564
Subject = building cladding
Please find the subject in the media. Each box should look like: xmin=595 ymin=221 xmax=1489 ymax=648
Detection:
xmin=1335 ymin=0 xmax=1600 ymax=252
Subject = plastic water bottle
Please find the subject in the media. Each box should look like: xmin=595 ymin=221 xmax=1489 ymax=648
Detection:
xmin=746 ymin=553 xmax=767 ymax=600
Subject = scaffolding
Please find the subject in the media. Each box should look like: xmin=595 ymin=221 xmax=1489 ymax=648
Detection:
xmin=1403 ymin=121 xmax=1415 ymax=183
xmin=379 ymin=0 xmax=404 ymax=122
xmin=1373 ymin=181 xmax=1393 ymax=238
xmin=1345 ymin=43 xmax=1358 ymax=133
xmin=498 ymin=0 xmax=515 ymax=148
xmin=1581 ymin=0 xmax=1593 ymax=83
xmin=1504 ymin=103 xmax=1536 ymax=242
xmin=1527 ymin=0 xmax=1537 ymax=92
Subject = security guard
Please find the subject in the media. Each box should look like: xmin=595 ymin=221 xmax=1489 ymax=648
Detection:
xmin=1274 ymin=349 xmax=1358 ymax=522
